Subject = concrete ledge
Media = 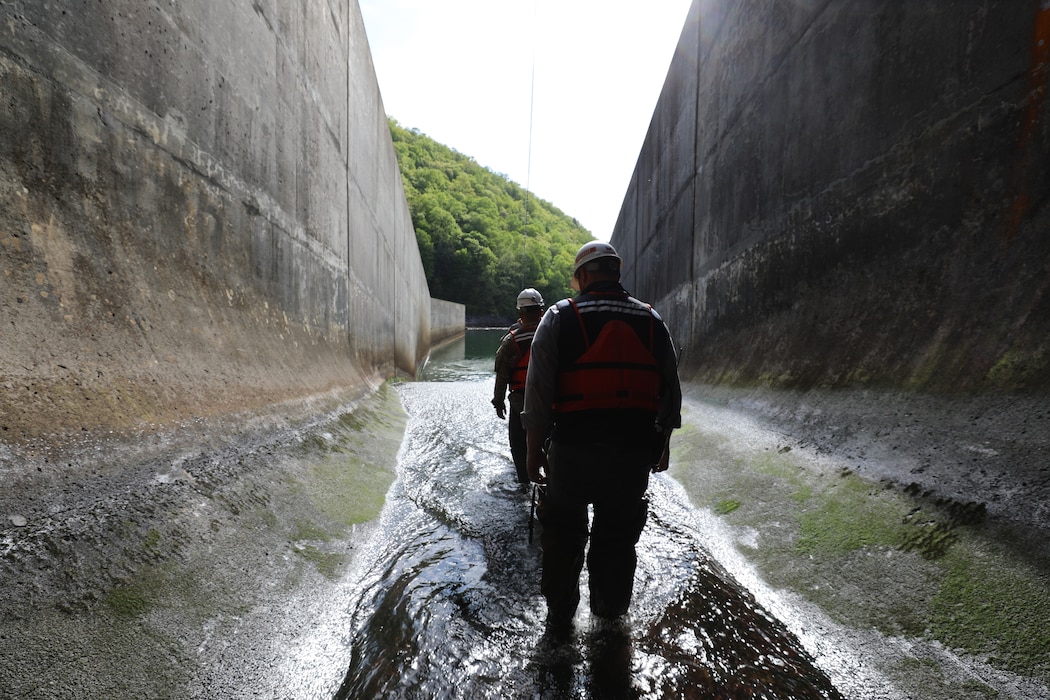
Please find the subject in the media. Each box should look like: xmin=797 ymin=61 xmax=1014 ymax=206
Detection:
xmin=0 ymin=382 xmax=406 ymax=696
xmin=673 ymin=383 xmax=1050 ymax=697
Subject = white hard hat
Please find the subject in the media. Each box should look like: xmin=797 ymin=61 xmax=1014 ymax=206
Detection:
xmin=572 ymin=241 xmax=621 ymax=274
xmin=516 ymin=287 xmax=544 ymax=309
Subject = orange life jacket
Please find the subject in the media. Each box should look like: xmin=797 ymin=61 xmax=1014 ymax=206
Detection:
xmin=508 ymin=325 xmax=535 ymax=392
xmin=553 ymin=291 xmax=661 ymax=415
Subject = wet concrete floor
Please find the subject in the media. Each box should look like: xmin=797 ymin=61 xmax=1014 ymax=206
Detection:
xmin=0 ymin=329 xmax=1047 ymax=698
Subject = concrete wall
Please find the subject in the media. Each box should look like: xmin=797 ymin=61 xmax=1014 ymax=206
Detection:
xmin=0 ymin=0 xmax=449 ymax=444
xmin=430 ymin=297 xmax=466 ymax=345
xmin=614 ymin=0 xmax=1050 ymax=393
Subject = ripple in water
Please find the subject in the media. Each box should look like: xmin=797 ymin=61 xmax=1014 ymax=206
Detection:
xmin=335 ymin=330 xmax=841 ymax=698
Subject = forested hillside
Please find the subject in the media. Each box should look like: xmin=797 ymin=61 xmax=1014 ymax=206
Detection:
xmin=389 ymin=120 xmax=594 ymax=321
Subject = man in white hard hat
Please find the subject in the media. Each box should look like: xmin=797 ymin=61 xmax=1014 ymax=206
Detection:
xmin=492 ymin=288 xmax=545 ymax=485
xmin=521 ymin=241 xmax=682 ymax=635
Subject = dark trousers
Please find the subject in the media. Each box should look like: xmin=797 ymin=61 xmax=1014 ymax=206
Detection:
xmin=508 ymin=393 xmax=528 ymax=484
xmin=538 ymin=440 xmax=651 ymax=621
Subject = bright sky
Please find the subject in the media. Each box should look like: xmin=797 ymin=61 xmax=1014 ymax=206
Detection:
xmin=359 ymin=0 xmax=693 ymax=241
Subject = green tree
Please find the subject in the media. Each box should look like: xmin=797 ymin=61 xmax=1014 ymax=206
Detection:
xmin=389 ymin=118 xmax=593 ymax=320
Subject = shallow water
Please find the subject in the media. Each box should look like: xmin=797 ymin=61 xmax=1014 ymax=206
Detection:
xmin=333 ymin=330 xmax=840 ymax=698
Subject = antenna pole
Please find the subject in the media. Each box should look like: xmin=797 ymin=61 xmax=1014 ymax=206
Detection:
xmin=523 ymin=1 xmax=537 ymax=290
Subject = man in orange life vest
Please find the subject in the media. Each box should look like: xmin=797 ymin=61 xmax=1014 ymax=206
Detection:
xmin=522 ymin=241 xmax=682 ymax=632
xmin=492 ymin=288 xmax=545 ymax=485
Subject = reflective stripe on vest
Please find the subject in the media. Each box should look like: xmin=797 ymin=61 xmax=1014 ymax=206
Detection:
xmin=553 ymin=295 xmax=661 ymax=414
xmin=509 ymin=326 xmax=534 ymax=392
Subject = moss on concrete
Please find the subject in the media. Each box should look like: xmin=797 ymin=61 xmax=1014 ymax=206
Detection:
xmin=104 ymin=584 xmax=153 ymax=618
xmin=0 ymin=381 xmax=411 ymax=697
xmin=669 ymin=401 xmax=1050 ymax=688
xmin=294 ymin=545 xmax=345 ymax=580
xmin=795 ymin=473 xmax=909 ymax=556
xmin=713 ymin=498 xmax=741 ymax=515
xmin=986 ymin=347 xmax=1048 ymax=388
xmin=306 ymin=451 xmax=396 ymax=527
xmin=932 ymin=547 xmax=1050 ymax=678
xmin=294 ymin=382 xmax=405 ymax=528
xmin=291 ymin=518 xmax=332 ymax=543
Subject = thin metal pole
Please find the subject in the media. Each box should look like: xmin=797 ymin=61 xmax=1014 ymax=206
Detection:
xmin=523 ymin=1 xmax=537 ymax=289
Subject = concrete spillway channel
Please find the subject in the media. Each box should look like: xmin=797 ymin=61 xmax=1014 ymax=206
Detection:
xmin=333 ymin=356 xmax=838 ymax=698
xmin=1 ymin=330 xmax=1048 ymax=698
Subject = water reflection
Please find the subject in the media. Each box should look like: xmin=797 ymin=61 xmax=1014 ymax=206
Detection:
xmin=335 ymin=330 xmax=841 ymax=698
xmin=420 ymin=329 xmax=505 ymax=382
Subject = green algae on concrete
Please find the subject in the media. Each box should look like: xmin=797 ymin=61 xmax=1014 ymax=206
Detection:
xmin=291 ymin=518 xmax=333 ymax=543
xmin=294 ymin=544 xmax=345 ymax=580
xmin=932 ymin=545 xmax=1050 ymax=678
xmin=670 ymin=397 xmax=1050 ymax=691
xmin=714 ymin=498 xmax=742 ymax=515
xmin=0 ymin=381 xmax=411 ymax=698
xmin=277 ymin=382 xmax=406 ymax=579
xmin=294 ymin=381 xmax=406 ymax=528
xmin=104 ymin=584 xmax=152 ymax=618
xmin=795 ymin=473 xmax=910 ymax=556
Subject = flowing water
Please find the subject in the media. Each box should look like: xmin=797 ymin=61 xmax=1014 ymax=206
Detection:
xmin=333 ymin=330 xmax=841 ymax=699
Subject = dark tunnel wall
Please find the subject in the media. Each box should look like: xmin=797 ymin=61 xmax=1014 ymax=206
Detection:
xmin=614 ymin=0 xmax=1050 ymax=393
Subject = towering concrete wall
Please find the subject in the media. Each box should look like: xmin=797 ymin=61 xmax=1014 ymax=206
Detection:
xmin=0 ymin=0 xmax=454 ymax=444
xmin=614 ymin=0 xmax=1050 ymax=394
xmin=430 ymin=297 xmax=466 ymax=345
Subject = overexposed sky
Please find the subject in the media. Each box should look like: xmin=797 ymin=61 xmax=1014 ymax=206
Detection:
xmin=359 ymin=0 xmax=693 ymax=241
